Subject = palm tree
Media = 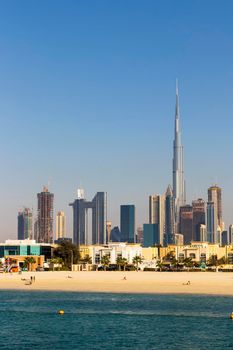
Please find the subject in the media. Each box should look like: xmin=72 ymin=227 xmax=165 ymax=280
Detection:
xmin=81 ymin=255 xmax=92 ymax=264
xmin=171 ymin=258 xmax=180 ymax=271
xmin=156 ymin=260 xmax=164 ymax=272
xmin=101 ymin=255 xmax=110 ymax=271
xmin=132 ymin=256 xmax=142 ymax=271
xmin=183 ymin=257 xmax=193 ymax=271
xmin=23 ymin=257 xmax=36 ymax=271
xmin=208 ymin=255 xmax=218 ymax=267
xmin=116 ymin=257 xmax=128 ymax=271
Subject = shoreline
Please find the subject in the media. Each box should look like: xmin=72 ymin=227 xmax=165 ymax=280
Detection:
xmin=0 ymin=271 xmax=233 ymax=295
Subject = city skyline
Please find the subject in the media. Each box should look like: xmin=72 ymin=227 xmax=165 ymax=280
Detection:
xmin=2 ymin=82 xmax=232 ymax=242
xmin=1 ymin=1 xmax=233 ymax=239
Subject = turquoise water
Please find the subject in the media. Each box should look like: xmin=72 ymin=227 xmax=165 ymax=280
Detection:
xmin=0 ymin=291 xmax=233 ymax=349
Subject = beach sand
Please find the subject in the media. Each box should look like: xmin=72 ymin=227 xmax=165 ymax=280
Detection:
xmin=0 ymin=271 xmax=233 ymax=295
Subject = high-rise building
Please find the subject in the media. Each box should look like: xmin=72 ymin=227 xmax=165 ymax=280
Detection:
xmin=120 ymin=205 xmax=135 ymax=243
xmin=206 ymin=202 xmax=218 ymax=243
xmin=136 ymin=226 xmax=143 ymax=244
xmin=192 ymin=199 xmax=205 ymax=241
xmin=70 ymin=189 xmax=107 ymax=245
xmin=180 ymin=205 xmax=193 ymax=244
xmin=56 ymin=211 xmax=66 ymax=240
xmin=92 ymin=192 xmax=107 ymax=244
xmin=37 ymin=186 xmax=54 ymax=244
xmin=164 ymin=185 xmax=175 ymax=245
xmin=221 ymin=230 xmax=228 ymax=246
xmin=173 ymin=81 xmax=185 ymax=226
xmin=229 ymin=225 xmax=233 ymax=244
xmin=143 ymin=224 xmax=159 ymax=247
xmin=149 ymin=195 xmax=165 ymax=246
xmin=208 ymin=185 xmax=223 ymax=230
xmin=17 ymin=207 xmax=33 ymax=240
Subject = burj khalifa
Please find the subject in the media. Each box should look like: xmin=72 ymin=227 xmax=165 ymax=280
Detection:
xmin=172 ymin=81 xmax=185 ymax=224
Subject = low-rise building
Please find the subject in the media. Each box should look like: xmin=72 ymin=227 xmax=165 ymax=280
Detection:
xmin=0 ymin=239 xmax=53 ymax=260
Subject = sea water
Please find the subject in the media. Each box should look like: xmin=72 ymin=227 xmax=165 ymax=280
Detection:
xmin=0 ymin=291 xmax=232 ymax=349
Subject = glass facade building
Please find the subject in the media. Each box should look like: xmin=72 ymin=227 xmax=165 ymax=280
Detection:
xmin=143 ymin=224 xmax=159 ymax=247
xmin=70 ymin=190 xmax=107 ymax=245
xmin=17 ymin=208 xmax=33 ymax=240
xmin=120 ymin=205 xmax=135 ymax=243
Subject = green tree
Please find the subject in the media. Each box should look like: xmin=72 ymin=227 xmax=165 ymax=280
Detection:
xmin=132 ymin=255 xmax=143 ymax=271
xmin=156 ymin=260 xmax=164 ymax=272
xmin=207 ymin=255 xmax=218 ymax=267
xmin=116 ymin=257 xmax=128 ymax=271
xmin=171 ymin=258 xmax=180 ymax=271
xmin=53 ymin=240 xmax=80 ymax=270
xmin=183 ymin=257 xmax=194 ymax=271
xmin=23 ymin=257 xmax=36 ymax=271
xmin=164 ymin=252 xmax=175 ymax=262
xmin=101 ymin=255 xmax=110 ymax=271
xmin=80 ymin=255 xmax=92 ymax=264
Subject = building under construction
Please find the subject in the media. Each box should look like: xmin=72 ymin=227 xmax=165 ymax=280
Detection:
xmin=37 ymin=186 xmax=54 ymax=244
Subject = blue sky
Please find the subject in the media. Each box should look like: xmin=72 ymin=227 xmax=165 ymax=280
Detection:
xmin=0 ymin=0 xmax=233 ymax=239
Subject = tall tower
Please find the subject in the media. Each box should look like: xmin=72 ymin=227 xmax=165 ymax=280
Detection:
xmin=17 ymin=207 xmax=33 ymax=240
xmin=207 ymin=185 xmax=222 ymax=244
xmin=173 ymin=81 xmax=185 ymax=224
xmin=164 ymin=185 xmax=175 ymax=246
xmin=192 ymin=199 xmax=205 ymax=241
xmin=120 ymin=205 xmax=135 ymax=243
xmin=149 ymin=195 xmax=165 ymax=246
xmin=37 ymin=186 xmax=54 ymax=243
xmin=208 ymin=185 xmax=223 ymax=230
xmin=70 ymin=189 xmax=107 ymax=245
xmin=56 ymin=211 xmax=66 ymax=240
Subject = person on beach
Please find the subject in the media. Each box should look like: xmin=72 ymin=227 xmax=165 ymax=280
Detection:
xmin=182 ymin=281 xmax=191 ymax=285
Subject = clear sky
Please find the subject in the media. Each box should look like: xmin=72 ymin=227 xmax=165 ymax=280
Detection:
xmin=1 ymin=0 xmax=233 ymax=240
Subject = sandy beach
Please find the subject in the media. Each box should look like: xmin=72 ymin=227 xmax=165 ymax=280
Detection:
xmin=0 ymin=271 xmax=233 ymax=295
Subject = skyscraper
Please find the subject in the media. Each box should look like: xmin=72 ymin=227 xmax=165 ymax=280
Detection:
xmin=70 ymin=189 xmax=107 ymax=245
xmin=149 ymin=195 xmax=165 ymax=246
xmin=192 ymin=199 xmax=205 ymax=241
xmin=206 ymin=202 xmax=218 ymax=243
xmin=92 ymin=192 xmax=107 ymax=244
xmin=180 ymin=205 xmax=193 ymax=244
xmin=229 ymin=225 xmax=233 ymax=244
xmin=120 ymin=205 xmax=135 ymax=243
xmin=208 ymin=185 xmax=223 ymax=230
xmin=173 ymin=81 xmax=185 ymax=225
xmin=143 ymin=224 xmax=159 ymax=247
xmin=164 ymin=185 xmax=175 ymax=245
xmin=17 ymin=207 xmax=33 ymax=240
xmin=37 ymin=186 xmax=54 ymax=244
xmin=56 ymin=211 xmax=66 ymax=240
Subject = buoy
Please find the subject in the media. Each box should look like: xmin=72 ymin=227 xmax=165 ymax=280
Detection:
xmin=230 ymin=313 xmax=233 ymax=319
xmin=57 ymin=310 xmax=65 ymax=315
